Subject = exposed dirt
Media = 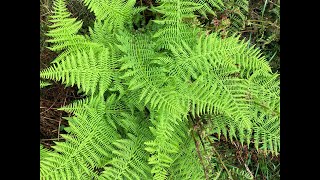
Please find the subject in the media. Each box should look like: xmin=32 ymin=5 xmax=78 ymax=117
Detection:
xmin=40 ymin=83 xmax=84 ymax=148
xmin=40 ymin=48 xmax=57 ymax=70
xmin=40 ymin=48 xmax=84 ymax=149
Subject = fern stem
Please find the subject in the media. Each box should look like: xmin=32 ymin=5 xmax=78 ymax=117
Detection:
xmin=191 ymin=130 xmax=209 ymax=180
xmin=205 ymin=136 xmax=234 ymax=180
xmin=41 ymin=137 xmax=65 ymax=141
xmin=194 ymin=115 xmax=208 ymax=152
xmin=194 ymin=115 xmax=234 ymax=180
xmin=247 ymin=20 xmax=280 ymax=29
xmin=254 ymin=101 xmax=280 ymax=116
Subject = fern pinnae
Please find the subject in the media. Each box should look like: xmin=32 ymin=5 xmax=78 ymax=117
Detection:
xmin=168 ymin=122 xmax=205 ymax=180
xmin=82 ymin=0 xmax=143 ymax=30
xmin=41 ymin=96 xmax=121 ymax=179
xmin=40 ymin=48 xmax=114 ymax=97
xmin=99 ymin=120 xmax=152 ymax=179
xmin=144 ymin=110 xmax=185 ymax=179
xmin=46 ymin=0 xmax=103 ymax=64
xmin=152 ymin=0 xmax=202 ymax=49
xmin=40 ymin=80 xmax=52 ymax=88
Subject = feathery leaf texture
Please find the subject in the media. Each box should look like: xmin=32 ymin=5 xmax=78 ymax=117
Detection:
xmin=40 ymin=0 xmax=280 ymax=179
xmin=46 ymin=0 xmax=103 ymax=63
xmin=40 ymin=96 xmax=120 ymax=180
xmin=40 ymin=48 xmax=115 ymax=97
xmin=99 ymin=114 xmax=153 ymax=179
xmin=40 ymin=80 xmax=52 ymax=88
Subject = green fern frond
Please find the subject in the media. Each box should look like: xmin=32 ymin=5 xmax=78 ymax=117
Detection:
xmin=168 ymin=130 xmax=205 ymax=179
xmin=248 ymin=72 xmax=280 ymax=154
xmin=46 ymin=0 xmax=103 ymax=63
xmin=98 ymin=114 xmax=152 ymax=179
xmin=168 ymin=33 xmax=271 ymax=80
xmin=40 ymin=144 xmax=50 ymax=159
xmin=226 ymin=0 xmax=249 ymax=34
xmin=189 ymin=74 xmax=254 ymax=145
xmin=252 ymin=111 xmax=280 ymax=155
xmin=40 ymin=0 xmax=280 ymax=178
xmin=119 ymin=90 xmax=146 ymax=112
xmin=144 ymin=110 xmax=187 ymax=179
xmin=89 ymin=20 xmax=119 ymax=48
xmin=99 ymin=134 xmax=152 ymax=180
xmin=40 ymin=145 xmax=52 ymax=178
xmin=165 ymin=33 xmax=274 ymax=146
xmin=82 ymin=0 xmax=144 ymax=29
xmin=40 ymin=80 xmax=52 ymax=88
xmin=229 ymin=166 xmax=253 ymax=179
xmin=40 ymin=96 xmax=120 ymax=180
xmin=216 ymin=0 xmax=249 ymax=34
xmin=40 ymin=48 xmax=115 ymax=97
xmin=151 ymin=0 xmax=202 ymax=49
xmin=117 ymin=32 xmax=189 ymax=117
xmin=195 ymin=0 xmax=225 ymax=17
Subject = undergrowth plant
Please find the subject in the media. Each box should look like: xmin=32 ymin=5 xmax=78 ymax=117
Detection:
xmin=40 ymin=0 xmax=280 ymax=179
xmin=247 ymin=0 xmax=280 ymax=72
xmin=215 ymin=0 xmax=249 ymax=36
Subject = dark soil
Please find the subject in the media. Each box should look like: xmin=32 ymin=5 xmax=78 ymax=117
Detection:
xmin=40 ymin=48 xmax=57 ymax=70
xmin=213 ymin=135 xmax=280 ymax=164
xmin=40 ymin=48 xmax=84 ymax=149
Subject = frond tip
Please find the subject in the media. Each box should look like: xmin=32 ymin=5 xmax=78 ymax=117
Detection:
xmin=40 ymin=80 xmax=52 ymax=88
xmin=40 ymin=48 xmax=115 ymax=97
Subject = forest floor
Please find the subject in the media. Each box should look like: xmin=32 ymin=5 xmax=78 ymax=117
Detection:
xmin=40 ymin=0 xmax=280 ymax=179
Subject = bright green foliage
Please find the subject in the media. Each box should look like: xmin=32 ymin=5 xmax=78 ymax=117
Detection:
xmin=196 ymin=0 xmax=225 ymax=17
xmin=46 ymin=0 xmax=103 ymax=63
xmin=167 ymin=126 xmax=206 ymax=179
xmin=40 ymin=48 xmax=115 ymax=96
xmin=40 ymin=80 xmax=52 ymax=88
xmin=82 ymin=0 xmax=145 ymax=27
xmin=98 ymin=113 xmax=153 ymax=179
xmin=40 ymin=96 xmax=120 ymax=179
xmin=40 ymin=0 xmax=280 ymax=179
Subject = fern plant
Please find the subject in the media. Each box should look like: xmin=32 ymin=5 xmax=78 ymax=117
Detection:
xmin=40 ymin=0 xmax=280 ymax=179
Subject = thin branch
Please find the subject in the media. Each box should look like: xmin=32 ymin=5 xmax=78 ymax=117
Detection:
xmin=191 ymin=130 xmax=209 ymax=180
xmin=41 ymin=137 xmax=65 ymax=141
xmin=206 ymin=136 xmax=234 ymax=180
